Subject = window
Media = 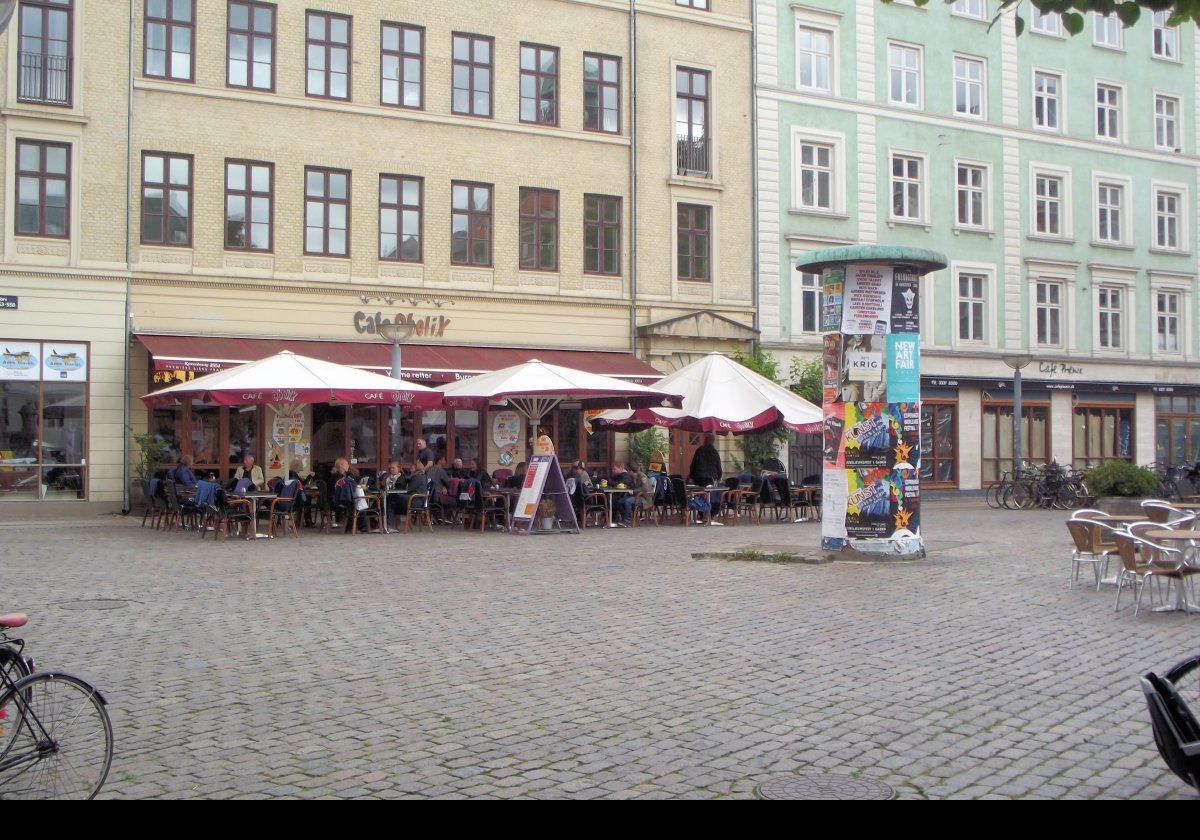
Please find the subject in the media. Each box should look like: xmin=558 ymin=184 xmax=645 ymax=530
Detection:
xmin=677 ymin=0 xmax=709 ymax=8
xmin=1156 ymin=291 xmax=1181 ymax=353
xmin=1031 ymin=7 xmax=1061 ymax=34
xmin=304 ymin=167 xmax=349 ymax=256
xmin=306 ymin=11 xmax=350 ymax=100
xmin=796 ymin=25 xmax=832 ymax=92
xmin=793 ymin=270 xmax=822 ymax=334
xmin=676 ymin=67 xmax=710 ymax=177
xmin=952 ymin=0 xmax=985 ymax=18
xmin=141 ymin=152 xmax=191 ymax=246
xmin=888 ymin=43 xmax=921 ymax=108
xmin=18 ymin=0 xmax=72 ymax=106
xmin=1097 ymin=182 xmax=1123 ymax=244
xmin=519 ymin=43 xmax=558 ymax=126
xmin=145 ymin=0 xmax=193 ymax=81
xmin=381 ymin=22 xmax=422 ymax=109
xmin=1097 ymin=286 xmax=1123 ymax=349
xmin=225 ymin=159 xmax=272 ymax=251
xmin=953 ymin=56 xmax=984 ymax=118
xmin=677 ymin=203 xmax=711 ymax=282
xmin=1034 ymin=173 xmax=1064 ymax=236
xmin=1095 ymin=84 xmax=1120 ymax=141
xmin=957 ymin=273 xmax=986 ymax=342
xmin=956 ymin=163 xmax=986 ymax=228
xmin=797 ymin=142 xmax=833 ymax=210
xmin=1074 ymin=405 xmax=1134 ymax=465
xmin=1155 ymin=396 xmax=1200 ymax=466
xmin=583 ymin=53 xmax=620 ymax=133
xmin=584 ymin=194 xmax=621 ymax=276
xmin=1155 ymin=189 xmax=1182 ymax=251
xmin=921 ymin=402 xmax=957 ymax=486
xmin=16 ymin=139 xmax=69 ymax=237
xmin=1033 ymin=71 xmax=1061 ymax=131
xmin=1155 ymin=95 xmax=1179 ymax=151
xmin=982 ymin=403 xmax=1049 ymax=482
xmin=1153 ymin=11 xmax=1179 ymax=59
xmin=227 ymin=1 xmax=274 ymax=90
xmin=891 ymin=154 xmax=922 ymax=221
xmin=379 ymin=175 xmax=421 ymax=262
xmin=519 ymin=187 xmax=558 ymax=271
xmin=1036 ymin=281 xmax=1063 ymax=347
xmin=451 ymin=181 xmax=492 ymax=266
xmin=1093 ymin=13 xmax=1122 ymax=48
xmin=452 ymin=33 xmax=492 ymax=117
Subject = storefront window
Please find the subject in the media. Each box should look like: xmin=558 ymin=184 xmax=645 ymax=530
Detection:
xmin=190 ymin=403 xmax=220 ymax=471
xmin=1074 ymin=404 xmax=1133 ymax=468
xmin=388 ymin=407 xmax=413 ymax=465
xmin=151 ymin=407 xmax=182 ymax=465
xmin=227 ymin=406 xmax=259 ymax=465
xmin=557 ymin=410 xmax=581 ymax=463
xmin=1155 ymin=396 xmax=1200 ymax=466
xmin=311 ymin=404 xmax=345 ymax=470
xmin=586 ymin=425 xmax=610 ymax=467
xmin=422 ymin=410 xmax=448 ymax=461
xmin=0 ymin=381 xmax=40 ymax=500
xmin=920 ymin=402 xmax=956 ymax=486
xmin=982 ymin=403 xmax=1049 ymax=482
xmin=349 ymin=405 xmax=378 ymax=468
xmin=454 ymin=410 xmax=480 ymax=464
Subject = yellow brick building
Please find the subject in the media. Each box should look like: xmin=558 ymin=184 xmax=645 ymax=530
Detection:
xmin=0 ymin=0 xmax=754 ymax=514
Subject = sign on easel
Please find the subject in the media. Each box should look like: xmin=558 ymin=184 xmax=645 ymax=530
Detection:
xmin=511 ymin=454 xmax=580 ymax=534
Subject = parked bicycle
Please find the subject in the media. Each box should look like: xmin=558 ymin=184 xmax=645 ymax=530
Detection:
xmin=0 ymin=613 xmax=112 ymax=800
xmin=984 ymin=460 xmax=1091 ymax=511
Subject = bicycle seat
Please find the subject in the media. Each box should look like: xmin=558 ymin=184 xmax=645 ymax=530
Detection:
xmin=0 ymin=613 xmax=28 ymax=629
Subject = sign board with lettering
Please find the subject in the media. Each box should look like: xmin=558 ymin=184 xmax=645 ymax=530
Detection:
xmin=0 ymin=295 xmax=17 ymax=310
xmin=510 ymin=454 xmax=579 ymax=535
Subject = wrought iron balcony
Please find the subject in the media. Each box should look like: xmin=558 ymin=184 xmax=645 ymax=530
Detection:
xmin=676 ymin=134 xmax=710 ymax=178
xmin=18 ymin=52 xmax=72 ymax=106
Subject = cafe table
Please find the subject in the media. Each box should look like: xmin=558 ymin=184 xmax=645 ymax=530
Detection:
xmin=1140 ymin=528 xmax=1200 ymax=613
xmin=235 ymin=490 xmax=277 ymax=539
xmin=380 ymin=488 xmax=410 ymax=534
xmin=599 ymin=486 xmax=631 ymax=528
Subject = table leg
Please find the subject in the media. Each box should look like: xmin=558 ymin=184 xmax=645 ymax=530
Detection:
xmin=607 ymin=493 xmax=616 ymax=528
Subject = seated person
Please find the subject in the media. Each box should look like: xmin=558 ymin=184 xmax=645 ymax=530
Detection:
xmin=504 ymin=462 xmax=528 ymax=489
xmin=618 ymin=463 xmax=652 ymax=526
xmin=405 ymin=463 xmax=430 ymax=511
xmin=449 ymin=458 xmax=468 ymax=479
xmin=608 ymin=462 xmax=633 ymax=488
xmin=172 ymin=454 xmax=199 ymax=488
xmin=427 ymin=456 xmax=451 ymax=498
xmin=233 ymin=454 xmax=265 ymax=489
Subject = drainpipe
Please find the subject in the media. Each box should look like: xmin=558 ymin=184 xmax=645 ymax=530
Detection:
xmin=121 ymin=0 xmax=134 ymax=514
xmin=750 ymin=0 xmax=759 ymax=337
xmin=628 ymin=0 xmax=638 ymax=356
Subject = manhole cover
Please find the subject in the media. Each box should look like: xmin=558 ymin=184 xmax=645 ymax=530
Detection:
xmin=59 ymin=599 xmax=129 ymax=611
xmin=755 ymin=773 xmax=895 ymax=800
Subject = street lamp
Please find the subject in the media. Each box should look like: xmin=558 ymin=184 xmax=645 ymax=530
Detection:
xmin=1002 ymin=354 xmax=1033 ymax=479
xmin=377 ymin=320 xmax=416 ymax=380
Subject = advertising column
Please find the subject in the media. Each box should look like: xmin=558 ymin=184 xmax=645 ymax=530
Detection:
xmin=797 ymin=247 xmax=946 ymax=561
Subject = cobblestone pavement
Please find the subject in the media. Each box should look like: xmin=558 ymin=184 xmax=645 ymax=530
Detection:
xmin=3 ymin=499 xmax=1196 ymax=799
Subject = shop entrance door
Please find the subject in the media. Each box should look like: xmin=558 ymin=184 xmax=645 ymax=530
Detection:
xmin=671 ymin=430 xmax=703 ymax=477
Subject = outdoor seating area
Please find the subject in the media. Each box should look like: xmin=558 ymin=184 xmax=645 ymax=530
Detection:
xmin=1065 ymin=500 xmax=1200 ymax=616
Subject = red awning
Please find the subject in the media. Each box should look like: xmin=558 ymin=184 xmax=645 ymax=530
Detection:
xmin=136 ymin=334 xmax=663 ymax=385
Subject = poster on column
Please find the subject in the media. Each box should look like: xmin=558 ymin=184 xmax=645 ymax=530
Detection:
xmin=886 ymin=334 xmax=920 ymax=403
xmin=841 ymin=265 xmax=894 ymax=335
xmin=838 ymin=335 xmax=887 ymax=403
xmin=891 ymin=467 xmax=921 ymax=540
xmin=821 ymin=469 xmax=848 ymax=542
xmin=821 ymin=267 xmax=844 ymax=332
xmin=822 ymin=402 xmax=845 ymax=469
xmin=843 ymin=403 xmax=920 ymax=471
xmin=890 ymin=272 xmax=920 ymax=333
xmin=821 ymin=333 xmax=841 ymax=405
xmin=845 ymin=468 xmax=920 ymax=539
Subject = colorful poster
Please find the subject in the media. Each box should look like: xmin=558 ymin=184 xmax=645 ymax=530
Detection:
xmin=0 ymin=342 xmax=41 ymax=381
xmin=42 ymin=343 xmax=87 ymax=382
xmin=845 ymin=469 xmax=895 ymax=538
xmin=821 ymin=333 xmax=841 ymax=404
xmin=841 ymin=265 xmax=894 ymax=335
xmin=838 ymin=335 xmax=887 ymax=403
xmin=891 ymin=272 xmax=920 ymax=333
xmin=822 ymin=403 xmax=845 ymax=469
xmin=821 ymin=267 xmax=844 ymax=332
xmin=492 ymin=410 xmax=522 ymax=466
xmin=892 ymin=468 xmax=921 ymax=540
xmin=843 ymin=402 xmax=920 ymax=471
xmin=821 ymin=469 xmax=848 ymax=542
xmin=514 ymin=456 xmax=551 ymax=520
xmin=886 ymin=334 xmax=920 ymax=403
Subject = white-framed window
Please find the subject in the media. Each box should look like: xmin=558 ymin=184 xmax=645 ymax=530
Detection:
xmin=1036 ymin=281 xmax=1064 ymax=347
xmin=1033 ymin=70 xmax=1062 ymax=131
xmin=1096 ymin=181 xmax=1124 ymax=244
xmin=957 ymin=272 xmax=987 ymax=343
xmin=1155 ymin=95 xmax=1179 ymax=151
xmin=953 ymin=55 xmax=984 ymax=119
xmin=956 ymin=162 xmax=986 ymax=228
xmin=1094 ymin=13 xmax=1122 ymax=49
xmin=1155 ymin=189 xmax=1182 ymax=251
xmin=796 ymin=25 xmax=834 ymax=93
xmin=1031 ymin=7 xmax=1062 ymax=35
xmin=1153 ymin=11 xmax=1179 ymax=60
xmin=1034 ymin=172 xmax=1064 ymax=236
xmin=1095 ymin=83 xmax=1121 ymax=141
xmin=1156 ymin=290 xmax=1181 ymax=352
xmin=792 ymin=269 xmax=823 ymax=335
xmin=797 ymin=141 xmax=833 ymax=210
xmin=952 ymin=0 xmax=985 ymax=20
xmin=1097 ymin=286 xmax=1124 ymax=350
xmin=891 ymin=153 xmax=923 ymax=221
xmin=888 ymin=42 xmax=921 ymax=108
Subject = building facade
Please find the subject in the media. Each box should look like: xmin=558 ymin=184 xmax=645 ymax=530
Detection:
xmin=757 ymin=0 xmax=1200 ymax=489
xmin=0 ymin=0 xmax=755 ymax=514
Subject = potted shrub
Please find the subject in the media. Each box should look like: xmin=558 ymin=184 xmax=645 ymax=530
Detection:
xmin=129 ymin=431 xmax=170 ymax=509
xmin=1084 ymin=461 xmax=1160 ymax=515
xmin=539 ymin=497 xmax=557 ymax=531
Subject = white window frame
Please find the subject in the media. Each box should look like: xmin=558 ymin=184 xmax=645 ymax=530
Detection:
xmin=1155 ymin=289 xmax=1182 ymax=354
xmin=1150 ymin=272 xmax=1194 ymax=359
xmin=1030 ymin=164 xmax=1072 ymax=240
xmin=1027 ymin=262 xmax=1079 ymax=352
xmin=797 ymin=141 xmax=834 ymax=212
xmin=887 ymin=41 xmax=922 ymax=109
xmin=951 ymin=263 xmax=995 ymax=348
xmin=1093 ymin=13 xmax=1123 ymax=50
xmin=1151 ymin=181 xmax=1188 ymax=253
xmin=888 ymin=149 xmax=928 ymax=226
xmin=1094 ymin=81 xmax=1123 ymax=143
xmin=1095 ymin=282 xmax=1130 ymax=353
xmin=1155 ymin=93 xmax=1180 ymax=152
xmin=790 ymin=126 xmax=845 ymax=216
xmin=1152 ymin=11 xmax=1180 ymax=62
xmin=791 ymin=268 xmax=824 ymax=337
xmin=794 ymin=11 xmax=839 ymax=96
xmin=951 ymin=0 xmax=986 ymax=21
xmin=1031 ymin=7 xmax=1062 ymax=36
xmin=1032 ymin=68 xmax=1065 ymax=133
xmin=952 ymin=54 xmax=985 ymax=120
xmin=1093 ymin=173 xmax=1131 ymax=247
xmin=1035 ymin=279 xmax=1066 ymax=349
xmin=954 ymin=159 xmax=989 ymax=231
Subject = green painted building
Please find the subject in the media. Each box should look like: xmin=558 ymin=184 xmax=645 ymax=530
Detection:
xmin=755 ymin=0 xmax=1200 ymax=489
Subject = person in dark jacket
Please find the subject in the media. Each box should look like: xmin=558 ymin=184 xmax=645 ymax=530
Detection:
xmin=688 ymin=433 xmax=723 ymax=486
xmin=173 ymin=454 xmax=199 ymax=488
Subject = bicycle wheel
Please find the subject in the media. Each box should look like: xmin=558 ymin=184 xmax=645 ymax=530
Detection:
xmin=1056 ymin=482 xmax=1082 ymax=510
xmin=0 ymin=648 xmax=32 ymax=760
xmin=0 ymin=672 xmax=112 ymax=800
xmin=986 ymin=482 xmax=1003 ymax=509
xmin=1010 ymin=480 xmax=1035 ymax=510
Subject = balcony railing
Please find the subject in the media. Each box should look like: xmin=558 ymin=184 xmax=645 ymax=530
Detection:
xmin=676 ymin=134 xmax=711 ymax=178
xmin=18 ymin=52 xmax=72 ymax=106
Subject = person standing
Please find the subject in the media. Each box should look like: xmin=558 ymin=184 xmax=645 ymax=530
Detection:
xmin=415 ymin=438 xmax=435 ymax=466
xmin=688 ymin=433 xmax=723 ymax=486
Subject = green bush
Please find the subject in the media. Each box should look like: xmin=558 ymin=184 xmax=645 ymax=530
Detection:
xmin=627 ymin=428 xmax=668 ymax=471
xmin=1083 ymin=461 xmax=1159 ymax=497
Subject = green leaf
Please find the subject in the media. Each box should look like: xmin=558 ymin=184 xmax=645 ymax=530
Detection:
xmin=1015 ymin=12 xmax=1025 ymax=35
xmin=1115 ymin=1 xmax=1141 ymax=26
xmin=1062 ymin=11 xmax=1084 ymax=34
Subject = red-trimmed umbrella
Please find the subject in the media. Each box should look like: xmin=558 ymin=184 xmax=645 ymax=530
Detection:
xmin=593 ymin=352 xmax=822 ymax=434
xmin=140 ymin=350 xmax=443 ymax=409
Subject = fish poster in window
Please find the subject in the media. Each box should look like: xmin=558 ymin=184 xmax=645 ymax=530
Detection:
xmin=821 ymin=333 xmax=841 ymax=404
xmin=822 ymin=402 xmax=845 ymax=469
xmin=821 ymin=267 xmax=844 ymax=332
xmin=891 ymin=272 xmax=920 ymax=334
xmin=841 ymin=265 xmax=894 ymax=335
xmin=845 ymin=469 xmax=896 ymax=538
